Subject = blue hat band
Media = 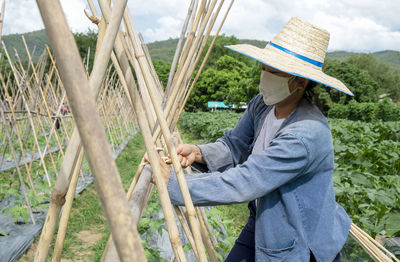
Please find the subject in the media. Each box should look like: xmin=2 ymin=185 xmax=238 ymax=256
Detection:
xmin=268 ymin=41 xmax=323 ymax=68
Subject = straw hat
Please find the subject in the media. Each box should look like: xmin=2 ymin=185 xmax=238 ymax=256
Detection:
xmin=226 ymin=17 xmax=354 ymax=96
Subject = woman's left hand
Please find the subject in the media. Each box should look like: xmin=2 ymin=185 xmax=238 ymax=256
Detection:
xmin=144 ymin=153 xmax=170 ymax=186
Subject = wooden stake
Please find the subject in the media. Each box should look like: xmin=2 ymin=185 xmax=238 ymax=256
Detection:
xmin=51 ymin=146 xmax=84 ymax=262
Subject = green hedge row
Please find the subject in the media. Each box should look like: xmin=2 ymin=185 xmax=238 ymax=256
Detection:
xmin=327 ymin=99 xmax=400 ymax=122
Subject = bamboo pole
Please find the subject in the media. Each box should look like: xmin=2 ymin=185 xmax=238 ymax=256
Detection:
xmin=174 ymin=206 xmax=199 ymax=259
xmin=349 ymin=224 xmax=398 ymax=262
xmin=196 ymin=206 xmax=218 ymax=262
xmin=198 ymin=207 xmax=218 ymax=247
xmin=165 ymin=0 xmax=195 ymax=97
xmin=51 ymin=147 xmax=84 ymax=262
xmin=0 ymin=0 xmax=5 ymax=42
xmin=119 ymin=32 xmax=157 ymax=127
xmin=101 ymin=165 xmax=154 ymax=262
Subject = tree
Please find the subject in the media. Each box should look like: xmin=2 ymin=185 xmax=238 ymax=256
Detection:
xmin=152 ymin=60 xmax=171 ymax=89
xmin=315 ymin=59 xmax=379 ymax=107
xmin=74 ymin=30 xmax=98 ymax=73
xmin=346 ymin=54 xmax=400 ymax=100
xmin=186 ymin=55 xmax=259 ymax=111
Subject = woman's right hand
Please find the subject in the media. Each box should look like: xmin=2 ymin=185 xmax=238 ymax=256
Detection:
xmin=168 ymin=144 xmax=204 ymax=167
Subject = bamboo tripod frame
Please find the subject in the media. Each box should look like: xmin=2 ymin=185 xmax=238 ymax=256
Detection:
xmin=28 ymin=0 xmax=234 ymax=261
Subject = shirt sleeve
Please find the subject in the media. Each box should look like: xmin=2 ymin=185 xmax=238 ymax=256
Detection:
xmin=194 ymin=96 xmax=262 ymax=172
xmin=195 ymin=141 xmax=234 ymax=172
xmin=167 ymin=133 xmax=310 ymax=206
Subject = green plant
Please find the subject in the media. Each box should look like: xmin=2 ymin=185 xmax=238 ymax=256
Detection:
xmin=179 ymin=111 xmax=241 ymax=142
xmin=328 ymin=99 xmax=400 ymax=121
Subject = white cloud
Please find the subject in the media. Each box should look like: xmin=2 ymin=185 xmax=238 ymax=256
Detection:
xmin=2 ymin=0 xmax=399 ymax=52
xmin=3 ymin=0 xmax=43 ymax=35
xmin=60 ymin=0 xmax=96 ymax=33
xmin=143 ymin=16 xmax=182 ymax=41
xmin=2 ymin=0 xmax=95 ymax=35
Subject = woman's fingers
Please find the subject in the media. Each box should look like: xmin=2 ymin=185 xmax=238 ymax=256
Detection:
xmin=143 ymin=153 xmax=149 ymax=163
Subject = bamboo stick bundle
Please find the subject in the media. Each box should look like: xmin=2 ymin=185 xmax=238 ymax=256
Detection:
xmin=167 ymin=0 xmax=227 ymax=130
xmin=349 ymin=224 xmax=399 ymax=262
xmin=119 ymin=4 xmax=231 ymax=260
xmin=175 ymin=0 xmax=207 ymax=81
xmin=83 ymin=4 xmax=195 ymax=262
xmin=101 ymin=40 xmax=187 ymax=262
xmin=51 ymin=146 xmax=84 ymax=262
xmin=165 ymin=0 xmax=196 ymax=97
xmin=177 ymin=0 xmax=234 ymax=122
xmin=121 ymin=14 xmax=208 ymax=262
xmin=162 ymin=0 xmax=218 ymax=128
xmin=35 ymin=0 xmax=147 ymax=262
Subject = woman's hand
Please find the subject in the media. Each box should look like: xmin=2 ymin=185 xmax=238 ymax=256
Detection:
xmin=167 ymin=144 xmax=204 ymax=167
xmin=144 ymin=153 xmax=170 ymax=186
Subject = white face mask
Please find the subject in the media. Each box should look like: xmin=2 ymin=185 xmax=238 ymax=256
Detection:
xmin=259 ymin=70 xmax=297 ymax=105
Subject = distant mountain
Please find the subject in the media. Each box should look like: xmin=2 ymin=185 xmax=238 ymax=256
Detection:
xmin=327 ymin=50 xmax=400 ymax=70
xmin=238 ymin=39 xmax=267 ymax=48
xmin=2 ymin=31 xmax=400 ymax=71
xmin=147 ymin=38 xmax=400 ymax=71
xmin=2 ymin=29 xmax=49 ymax=62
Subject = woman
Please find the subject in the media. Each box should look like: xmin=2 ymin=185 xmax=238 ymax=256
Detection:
xmin=154 ymin=17 xmax=353 ymax=261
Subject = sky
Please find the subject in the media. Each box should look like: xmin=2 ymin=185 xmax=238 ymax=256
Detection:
xmin=2 ymin=0 xmax=400 ymax=52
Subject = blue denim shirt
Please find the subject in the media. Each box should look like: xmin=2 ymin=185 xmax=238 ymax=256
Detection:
xmin=167 ymin=94 xmax=351 ymax=261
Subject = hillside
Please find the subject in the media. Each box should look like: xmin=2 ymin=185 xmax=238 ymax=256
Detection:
xmin=2 ymin=29 xmax=49 ymax=62
xmin=3 ymin=31 xmax=400 ymax=70
xmin=147 ymin=38 xmax=400 ymax=71
xmin=327 ymin=50 xmax=400 ymax=70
